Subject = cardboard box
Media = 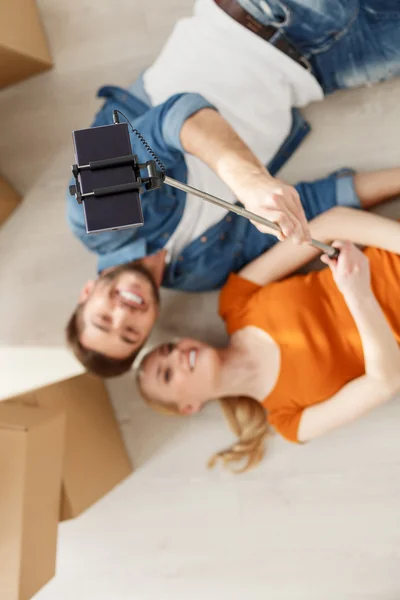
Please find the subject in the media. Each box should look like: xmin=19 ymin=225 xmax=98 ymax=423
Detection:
xmin=0 ymin=175 xmax=21 ymax=227
xmin=9 ymin=373 xmax=133 ymax=520
xmin=0 ymin=0 xmax=52 ymax=89
xmin=0 ymin=403 xmax=65 ymax=600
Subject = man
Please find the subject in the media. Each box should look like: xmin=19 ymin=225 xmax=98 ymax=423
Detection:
xmin=66 ymin=0 xmax=400 ymax=376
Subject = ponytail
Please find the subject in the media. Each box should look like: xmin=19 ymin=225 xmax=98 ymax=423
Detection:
xmin=209 ymin=397 xmax=269 ymax=473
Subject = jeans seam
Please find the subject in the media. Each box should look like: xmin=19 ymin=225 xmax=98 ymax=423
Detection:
xmin=306 ymin=3 xmax=360 ymax=57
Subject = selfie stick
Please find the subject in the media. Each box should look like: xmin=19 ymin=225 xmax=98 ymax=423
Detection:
xmin=164 ymin=176 xmax=337 ymax=258
xmin=110 ymin=109 xmax=338 ymax=258
xmin=70 ymin=109 xmax=339 ymax=259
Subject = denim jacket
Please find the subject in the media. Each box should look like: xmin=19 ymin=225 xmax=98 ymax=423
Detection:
xmin=66 ymin=80 xmax=310 ymax=292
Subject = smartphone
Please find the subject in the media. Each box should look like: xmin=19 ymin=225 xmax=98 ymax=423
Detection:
xmin=72 ymin=122 xmax=144 ymax=234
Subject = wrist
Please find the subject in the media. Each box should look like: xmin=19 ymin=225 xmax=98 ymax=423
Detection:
xmin=221 ymin=165 xmax=276 ymax=208
xmin=218 ymin=156 xmax=270 ymax=190
xmin=343 ymin=285 xmax=374 ymax=308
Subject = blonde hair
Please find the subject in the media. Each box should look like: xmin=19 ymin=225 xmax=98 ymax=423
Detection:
xmin=136 ymin=362 xmax=270 ymax=473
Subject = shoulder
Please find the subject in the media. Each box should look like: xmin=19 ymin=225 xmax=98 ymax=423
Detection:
xmin=219 ymin=273 xmax=261 ymax=333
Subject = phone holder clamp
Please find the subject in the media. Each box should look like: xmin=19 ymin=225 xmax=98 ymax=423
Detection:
xmin=69 ymin=156 xmax=165 ymax=204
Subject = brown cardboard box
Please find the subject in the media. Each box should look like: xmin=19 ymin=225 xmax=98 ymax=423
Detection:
xmin=0 ymin=0 xmax=52 ymax=89
xmin=0 ymin=403 xmax=65 ymax=600
xmin=0 ymin=175 xmax=21 ymax=226
xmin=10 ymin=373 xmax=133 ymax=520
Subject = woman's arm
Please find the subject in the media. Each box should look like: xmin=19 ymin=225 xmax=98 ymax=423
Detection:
xmin=240 ymin=206 xmax=400 ymax=286
xmin=297 ymin=243 xmax=400 ymax=442
xmin=298 ymin=292 xmax=400 ymax=442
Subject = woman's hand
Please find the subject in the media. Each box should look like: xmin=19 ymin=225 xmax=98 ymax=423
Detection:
xmin=321 ymin=241 xmax=371 ymax=298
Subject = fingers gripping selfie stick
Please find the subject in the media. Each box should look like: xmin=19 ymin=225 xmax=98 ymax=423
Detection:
xmin=69 ymin=110 xmax=339 ymax=259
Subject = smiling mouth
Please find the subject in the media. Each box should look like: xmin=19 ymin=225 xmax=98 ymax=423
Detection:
xmin=118 ymin=290 xmax=145 ymax=308
xmin=189 ymin=349 xmax=197 ymax=371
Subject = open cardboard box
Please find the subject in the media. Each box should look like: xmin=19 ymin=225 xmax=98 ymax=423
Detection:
xmin=0 ymin=402 xmax=65 ymax=600
xmin=0 ymin=371 xmax=133 ymax=599
xmin=0 ymin=0 xmax=52 ymax=89
xmin=7 ymin=373 xmax=134 ymax=520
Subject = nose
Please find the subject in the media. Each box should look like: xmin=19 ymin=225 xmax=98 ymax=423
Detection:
xmin=111 ymin=306 xmax=129 ymax=329
xmin=171 ymin=347 xmax=189 ymax=371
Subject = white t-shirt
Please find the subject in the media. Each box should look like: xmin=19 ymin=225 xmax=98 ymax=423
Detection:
xmin=143 ymin=0 xmax=323 ymax=261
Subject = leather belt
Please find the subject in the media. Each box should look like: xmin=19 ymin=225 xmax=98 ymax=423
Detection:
xmin=213 ymin=0 xmax=312 ymax=72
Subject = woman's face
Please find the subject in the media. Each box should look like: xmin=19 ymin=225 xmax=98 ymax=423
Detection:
xmin=139 ymin=338 xmax=220 ymax=413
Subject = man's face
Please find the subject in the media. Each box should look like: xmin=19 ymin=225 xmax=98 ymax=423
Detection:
xmin=78 ymin=263 xmax=160 ymax=359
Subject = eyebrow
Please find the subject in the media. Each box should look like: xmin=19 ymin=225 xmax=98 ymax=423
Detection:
xmin=91 ymin=320 xmax=137 ymax=346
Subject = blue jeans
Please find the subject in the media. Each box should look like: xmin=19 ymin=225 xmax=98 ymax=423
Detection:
xmin=237 ymin=0 xmax=400 ymax=93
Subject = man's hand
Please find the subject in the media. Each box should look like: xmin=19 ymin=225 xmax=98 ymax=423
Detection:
xmin=181 ymin=108 xmax=311 ymax=244
xmin=237 ymin=176 xmax=311 ymax=244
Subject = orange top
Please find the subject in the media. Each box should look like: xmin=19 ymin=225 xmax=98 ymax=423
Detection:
xmin=219 ymin=246 xmax=400 ymax=443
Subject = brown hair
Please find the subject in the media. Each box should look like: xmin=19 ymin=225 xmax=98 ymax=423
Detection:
xmin=136 ymin=368 xmax=270 ymax=473
xmin=66 ymin=305 xmax=140 ymax=378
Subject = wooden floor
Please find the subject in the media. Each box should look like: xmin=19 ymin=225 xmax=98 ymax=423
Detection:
xmin=1 ymin=1 xmax=400 ymax=599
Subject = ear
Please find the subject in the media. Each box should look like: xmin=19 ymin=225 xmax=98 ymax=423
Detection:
xmin=78 ymin=280 xmax=96 ymax=303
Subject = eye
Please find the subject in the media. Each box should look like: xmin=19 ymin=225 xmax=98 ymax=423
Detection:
xmin=161 ymin=342 xmax=175 ymax=356
xmin=164 ymin=367 xmax=172 ymax=383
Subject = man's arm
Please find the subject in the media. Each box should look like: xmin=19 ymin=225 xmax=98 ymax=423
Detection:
xmin=239 ymin=206 xmax=400 ymax=286
xmin=180 ymin=108 xmax=310 ymax=244
xmin=133 ymin=94 xmax=217 ymax=167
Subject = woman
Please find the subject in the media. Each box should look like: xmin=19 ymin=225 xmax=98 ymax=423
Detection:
xmin=136 ymin=203 xmax=400 ymax=472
